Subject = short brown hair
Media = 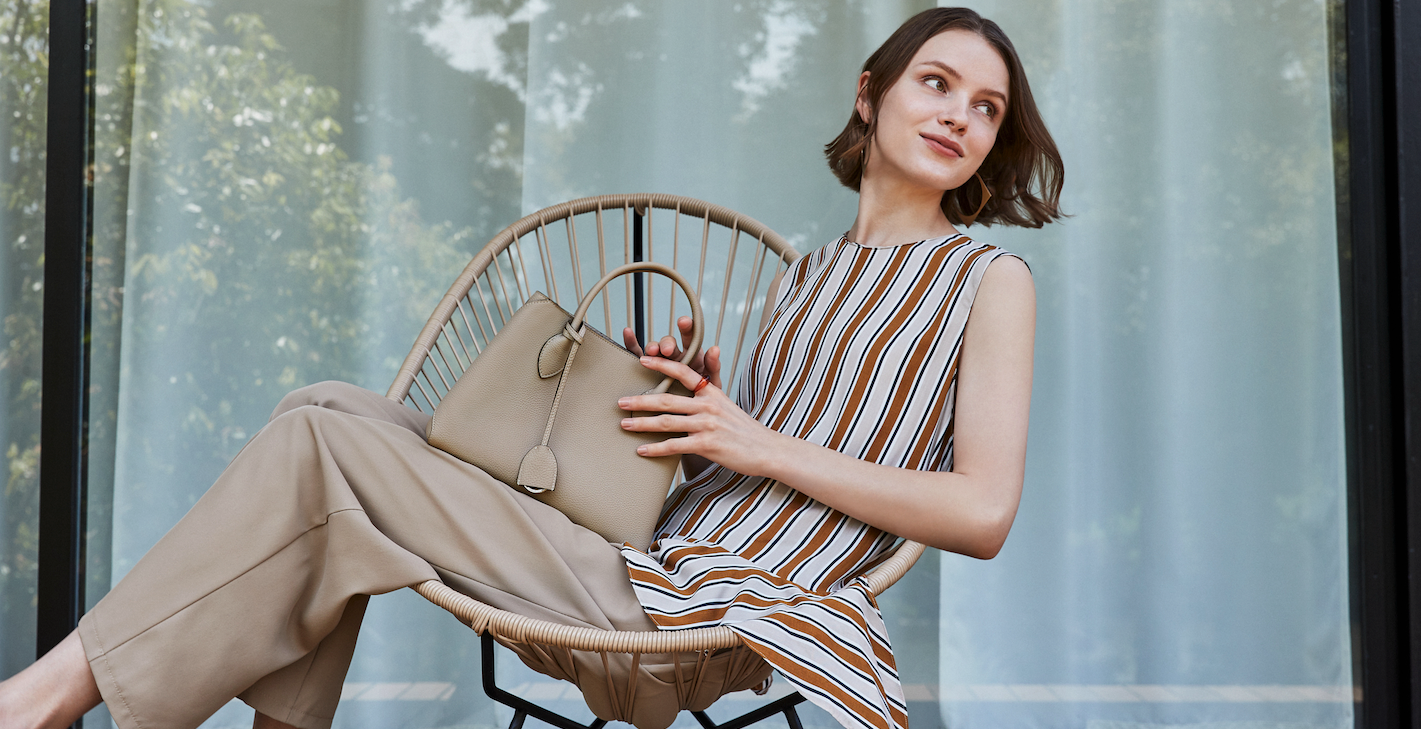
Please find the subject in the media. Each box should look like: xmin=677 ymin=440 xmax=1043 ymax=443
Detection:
xmin=824 ymin=8 xmax=1064 ymax=229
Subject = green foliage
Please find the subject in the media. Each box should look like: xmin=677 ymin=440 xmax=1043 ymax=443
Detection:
xmin=0 ymin=0 xmax=50 ymax=675
xmin=104 ymin=1 xmax=475 ymax=529
xmin=1 ymin=0 xmax=476 ymax=672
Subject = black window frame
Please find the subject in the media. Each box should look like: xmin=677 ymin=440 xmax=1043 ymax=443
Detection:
xmin=34 ymin=0 xmax=1421 ymax=727
xmin=1341 ymin=0 xmax=1421 ymax=727
xmin=37 ymin=0 xmax=94 ymax=663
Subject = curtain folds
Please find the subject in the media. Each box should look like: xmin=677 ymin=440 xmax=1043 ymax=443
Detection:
xmin=73 ymin=1 xmax=1350 ymax=727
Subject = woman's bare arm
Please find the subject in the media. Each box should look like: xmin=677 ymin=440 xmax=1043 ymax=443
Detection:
xmin=622 ymin=256 xmax=1034 ymax=558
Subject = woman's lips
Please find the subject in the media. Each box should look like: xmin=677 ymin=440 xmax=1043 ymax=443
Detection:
xmin=921 ymin=133 xmax=964 ymax=158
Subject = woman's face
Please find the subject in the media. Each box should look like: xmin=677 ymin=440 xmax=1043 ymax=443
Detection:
xmin=857 ymin=29 xmax=1010 ymax=196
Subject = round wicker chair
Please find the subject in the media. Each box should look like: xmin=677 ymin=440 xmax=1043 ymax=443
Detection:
xmin=386 ymin=193 xmax=925 ymax=729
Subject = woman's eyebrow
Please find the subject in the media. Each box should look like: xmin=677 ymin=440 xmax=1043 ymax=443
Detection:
xmin=921 ymin=60 xmax=1008 ymax=103
xmin=923 ymin=60 xmax=963 ymax=80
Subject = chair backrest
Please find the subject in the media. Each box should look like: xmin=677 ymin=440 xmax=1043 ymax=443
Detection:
xmin=388 ymin=193 xmax=800 ymax=412
xmin=398 ymin=194 xmax=926 ymax=661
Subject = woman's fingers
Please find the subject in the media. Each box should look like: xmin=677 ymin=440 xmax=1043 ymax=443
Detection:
xmin=702 ymin=346 xmax=722 ymax=388
xmin=656 ymin=334 xmax=681 ymax=360
xmin=635 ymin=437 xmax=696 ymax=458
xmin=676 ymin=316 xmax=709 ymax=371
xmin=627 ymin=318 xmax=711 ymax=369
xmin=677 ymin=316 xmax=696 ymax=351
xmin=620 ymin=412 xmax=698 ymax=433
xmin=626 ymin=328 xmax=687 ymax=360
xmin=618 ymin=391 xmax=701 ymax=414
xmin=636 ymin=355 xmax=713 ymax=392
xmin=622 ymin=327 xmax=645 ymax=357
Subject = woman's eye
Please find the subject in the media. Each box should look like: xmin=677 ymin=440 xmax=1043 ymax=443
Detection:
xmin=975 ymin=102 xmax=997 ymax=118
xmin=925 ymin=76 xmax=946 ymax=93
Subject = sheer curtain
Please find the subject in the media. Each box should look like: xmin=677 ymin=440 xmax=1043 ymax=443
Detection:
xmin=939 ymin=1 xmax=1350 ymax=727
xmin=81 ymin=1 xmax=1348 ymax=728
xmin=0 ymin=0 xmax=48 ymax=683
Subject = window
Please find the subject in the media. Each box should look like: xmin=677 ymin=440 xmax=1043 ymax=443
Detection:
xmin=0 ymin=0 xmax=48 ymax=685
xmin=21 ymin=1 xmax=1420 ymax=728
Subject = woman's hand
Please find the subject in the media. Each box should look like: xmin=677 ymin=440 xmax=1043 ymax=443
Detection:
xmin=621 ymin=318 xmax=729 ymax=480
xmin=618 ymin=356 xmax=782 ymax=478
xmin=622 ymin=316 xmax=723 ymax=389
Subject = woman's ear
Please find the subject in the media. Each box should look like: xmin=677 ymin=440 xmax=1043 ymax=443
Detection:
xmin=855 ymin=71 xmax=872 ymax=124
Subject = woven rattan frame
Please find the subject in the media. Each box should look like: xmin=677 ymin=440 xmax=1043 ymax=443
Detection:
xmin=388 ymin=193 xmax=925 ymax=713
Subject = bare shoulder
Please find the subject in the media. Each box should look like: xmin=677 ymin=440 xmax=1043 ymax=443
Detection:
xmin=972 ymin=254 xmax=1035 ymax=325
xmin=980 ymin=254 xmax=1033 ymax=294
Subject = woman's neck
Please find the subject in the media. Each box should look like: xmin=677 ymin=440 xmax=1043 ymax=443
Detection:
xmin=846 ymin=169 xmax=958 ymax=248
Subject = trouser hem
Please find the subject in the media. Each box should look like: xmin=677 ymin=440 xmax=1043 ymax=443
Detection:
xmin=241 ymin=698 xmax=336 ymax=729
xmin=80 ymin=611 xmax=145 ymax=729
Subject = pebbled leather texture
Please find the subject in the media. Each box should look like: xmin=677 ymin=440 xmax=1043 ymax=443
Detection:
xmin=537 ymin=333 xmax=574 ymax=379
xmin=427 ymin=292 xmax=689 ymax=549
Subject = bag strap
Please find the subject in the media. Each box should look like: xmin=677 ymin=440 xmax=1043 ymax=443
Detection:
xmin=565 ymin=262 xmax=705 ymax=395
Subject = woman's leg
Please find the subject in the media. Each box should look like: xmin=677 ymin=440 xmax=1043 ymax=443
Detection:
xmin=268 ymin=380 xmax=430 ymax=438
xmin=0 ymin=383 xmax=409 ymax=729
xmin=71 ymin=381 xmax=653 ymax=729
xmin=77 ymin=398 xmax=440 ymax=729
xmin=0 ymin=631 xmax=101 ymax=729
xmin=248 ymin=385 xmax=771 ymax=729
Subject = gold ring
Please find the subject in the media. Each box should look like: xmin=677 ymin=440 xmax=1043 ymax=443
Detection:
xmin=692 ymin=377 xmax=711 ymax=394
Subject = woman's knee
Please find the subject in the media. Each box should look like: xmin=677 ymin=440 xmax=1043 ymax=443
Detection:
xmin=270 ymin=381 xmax=430 ymax=437
xmin=270 ymin=381 xmax=367 ymax=422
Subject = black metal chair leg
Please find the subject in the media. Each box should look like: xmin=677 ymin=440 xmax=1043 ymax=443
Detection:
xmin=686 ymin=692 xmax=807 ymax=729
xmin=482 ymin=634 xmax=604 ymax=729
xmin=483 ymin=633 xmax=805 ymax=729
xmin=782 ymin=705 xmax=804 ymax=729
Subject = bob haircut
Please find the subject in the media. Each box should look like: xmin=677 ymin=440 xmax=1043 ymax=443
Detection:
xmin=824 ymin=8 xmax=1064 ymax=229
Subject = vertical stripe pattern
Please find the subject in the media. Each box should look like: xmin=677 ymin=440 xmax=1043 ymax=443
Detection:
xmin=623 ymin=235 xmax=1015 ymax=729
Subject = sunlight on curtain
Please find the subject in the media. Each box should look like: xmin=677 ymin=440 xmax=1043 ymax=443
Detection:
xmin=938 ymin=1 xmax=1352 ymax=727
xmin=81 ymin=0 xmax=1349 ymax=728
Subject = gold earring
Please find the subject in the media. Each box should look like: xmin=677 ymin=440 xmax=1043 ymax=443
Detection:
xmin=959 ymin=173 xmax=992 ymax=226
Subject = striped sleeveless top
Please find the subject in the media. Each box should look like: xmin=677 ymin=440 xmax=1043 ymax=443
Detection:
xmin=622 ymin=233 xmax=1017 ymax=729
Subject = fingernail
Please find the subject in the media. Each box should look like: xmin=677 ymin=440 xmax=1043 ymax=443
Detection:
xmin=621 ymin=418 xmax=633 ymax=428
xmin=637 ymin=445 xmax=648 ymax=455
xmin=618 ymin=397 xmax=630 ymax=407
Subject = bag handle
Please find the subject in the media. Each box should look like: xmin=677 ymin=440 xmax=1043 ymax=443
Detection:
xmin=545 ymin=262 xmax=705 ymax=395
xmin=518 ymin=262 xmax=705 ymax=494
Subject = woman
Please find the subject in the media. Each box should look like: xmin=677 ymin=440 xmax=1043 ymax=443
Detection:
xmin=0 ymin=7 xmax=1061 ymax=729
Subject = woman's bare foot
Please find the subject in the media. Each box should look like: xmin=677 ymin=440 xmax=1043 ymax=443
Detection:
xmin=0 ymin=630 xmax=102 ymax=729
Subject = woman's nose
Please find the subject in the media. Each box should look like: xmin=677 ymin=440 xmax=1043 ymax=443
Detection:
xmin=938 ymin=99 xmax=968 ymax=130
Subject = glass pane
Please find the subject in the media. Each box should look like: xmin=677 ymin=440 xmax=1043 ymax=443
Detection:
xmin=937 ymin=0 xmax=1352 ymax=727
xmin=0 ymin=0 xmax=47 ymax=682
xmin=88 ymin=0 xmax=527 ymax=725
xmin=82 ymin=1 xmax=1351 ymax=728
xmin=515 ymin=3 xmax=1351 ymax=725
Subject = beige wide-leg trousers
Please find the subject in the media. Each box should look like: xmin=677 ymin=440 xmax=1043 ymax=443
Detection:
xmin=77 ymin=381 xmax=764 ymax=729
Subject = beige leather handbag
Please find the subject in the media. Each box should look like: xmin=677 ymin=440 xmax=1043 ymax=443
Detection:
xmin=427 ymin=262 xmax=704 ymax=550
